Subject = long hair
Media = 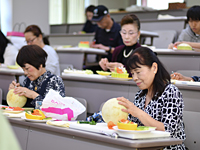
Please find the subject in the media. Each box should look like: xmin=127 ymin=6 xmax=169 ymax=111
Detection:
xmin=0 ymin=31 xmax=12 ymax=63
xmin=127 ymin=47 xmax=170 ymax=99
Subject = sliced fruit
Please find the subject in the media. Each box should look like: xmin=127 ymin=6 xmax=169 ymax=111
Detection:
xmin=117 ymin=121 xmax=137 ymax=130
xmin=25 ymin=109 xmax=45 ymax=120
xmin=107 ymin=121 xmax=116 ymax=129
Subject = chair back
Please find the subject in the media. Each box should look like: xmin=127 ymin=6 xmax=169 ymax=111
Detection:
xmin=74 ymin=97 xmax=87 ymax=120
xmin=145 ymin=30 xmax=178 ymax=48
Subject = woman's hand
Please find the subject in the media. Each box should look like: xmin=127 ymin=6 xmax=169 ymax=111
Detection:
xmin=99 ymin=58 xmax=109 ymax=71
xmin=106 ymin=62 xmax=123 ymax=72
xmin=117 ymin=97 xmax=165 ymax=131
xmin=171 ymin=72 xmax=193 ymax=81
xmin=13 ymin=87 xmax=39 ymax=99
xmin=91 ymin=44 xmax=109 ymax=51
xmin=117 ymin=97 xmax=141 ymax=118
xmin=9 ymin=80 xmax=20 ymax=90
xmin=168 ymin=43 xmax=174 ymax=49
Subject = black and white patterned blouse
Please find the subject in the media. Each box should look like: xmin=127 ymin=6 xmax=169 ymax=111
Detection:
xmin=129 ymin=84 xmax=186 ymax=150
xmin=192 ymin=76 xmax=200 ymax=82
xmin=22 ymin=71 xmax=65 ymax=106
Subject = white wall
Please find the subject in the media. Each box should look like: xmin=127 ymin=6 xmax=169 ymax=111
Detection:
xmin=186 ymin=0 xmax=199 ymax=7
xmin=12 ymin=0 xmax=49 ymax=34
xmin=0 ymin=0 xmax=13 ymax=35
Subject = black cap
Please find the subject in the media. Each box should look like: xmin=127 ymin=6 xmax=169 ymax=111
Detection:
xmin=92 ymin=5 xmax=109 ymax=22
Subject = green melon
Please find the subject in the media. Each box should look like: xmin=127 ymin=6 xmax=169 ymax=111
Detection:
xmin=7 ymin=89 xmax=27 ymax=107
xmin=102 ymin=98 xmax=128 ymax=124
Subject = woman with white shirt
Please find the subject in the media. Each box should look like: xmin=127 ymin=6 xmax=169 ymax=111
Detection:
xmin=0 ymin=30 xmax=18 ymax=66
xmin=24 ymin=25 xmax=60 ymax=76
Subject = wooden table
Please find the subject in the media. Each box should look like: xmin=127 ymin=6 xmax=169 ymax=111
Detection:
xmin=8 ymin=117 xmax=183 ymax=150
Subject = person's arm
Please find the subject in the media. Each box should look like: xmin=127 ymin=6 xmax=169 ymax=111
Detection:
xmin=117 ymin=97 xmax=165 ymax=131
xmin=171 ymin=72 xmax=193 ymax=81
xmin=3 ymin=44 xmax=18 ymax=66
xmin=191 ymin=76 xmax=200 ymax=82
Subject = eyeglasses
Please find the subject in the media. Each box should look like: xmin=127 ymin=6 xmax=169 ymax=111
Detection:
xmin=26 ymin=37 xmax=37 ymax=44
xmin=120 ymin=30 xmax=138 ymax=36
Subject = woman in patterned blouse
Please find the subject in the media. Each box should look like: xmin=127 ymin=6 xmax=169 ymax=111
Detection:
xmin=117 ymin=47 xmax=186 ymax=150
xmin=9 ymin=45 xmax=65 ymax=108
xmin=171 ymin=72 xmax=200 ymax=82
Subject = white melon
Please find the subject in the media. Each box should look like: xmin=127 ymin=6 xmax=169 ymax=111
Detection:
xmin=7 ymin=89 xmax=27 ymax=107
xmin=177 ymin=43 xmax=192 ymax=50
xmin=102 ymin=98 xmax=128 ymax=124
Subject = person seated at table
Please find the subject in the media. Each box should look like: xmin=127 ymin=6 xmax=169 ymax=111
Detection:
xmin=118 ymin=47 xmax=186 ymax=149
xmin=88 ymin=47 xmax=186 ymax=149
xmin=24 ymin=25 xmax=60 ymax=76
xmin=171 ymin=72 xmax=200 ymax=82
xmin=8 ymin=45 xmax=65 ymax=108
xmin=0 ymin=110 xmax=22 ymax=150
xmin=80 ymin=5 xmax=97 ymax=33
xmin=90 ymin=5 xmax=123 ymax=61
xmin=99 ymin=14 xmax=141 ymax=76
xmin=168 ymin=5 xmax=200 ymax=51
xmin=0 ymin=30 xmax=18 ymax=66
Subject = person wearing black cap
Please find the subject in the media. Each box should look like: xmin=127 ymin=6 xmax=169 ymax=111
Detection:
xmin=90 ymin=5 xmax=123 ymax=62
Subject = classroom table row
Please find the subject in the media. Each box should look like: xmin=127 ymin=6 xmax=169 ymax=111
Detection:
xmin=55 ymin=47 xmax=200 ymax=73
xmin=61 ymin=74 xmax=200 ymax=150
xmin=8 ymin=117 xmax=182 ymax=150
xmin=0 ymin=68 xmax=199 ymax=149
xmin=48 ymin=30 xmax=158 ymax=47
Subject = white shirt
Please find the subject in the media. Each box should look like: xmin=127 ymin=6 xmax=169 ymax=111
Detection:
xmin=43 ymin=45 xmax=60 ymax=76
xmin=3 ymin=43 xmax=19 ymax=66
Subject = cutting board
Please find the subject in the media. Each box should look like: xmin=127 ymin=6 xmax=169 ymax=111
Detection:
xmin=171 ymin=79 xmax=200 ymax=86
xmin=61 ymin=73 xmax=107 ymax=79
xmin=68 ymin=122 xmax=170 ymax=140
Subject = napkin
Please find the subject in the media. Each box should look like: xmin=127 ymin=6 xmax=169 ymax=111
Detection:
xmin=46 ymin=121 xmax=70 ymax=128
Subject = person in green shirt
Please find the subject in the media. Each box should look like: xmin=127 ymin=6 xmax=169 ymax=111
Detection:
xmin=0 ymin=110 xmax=22 ymax=150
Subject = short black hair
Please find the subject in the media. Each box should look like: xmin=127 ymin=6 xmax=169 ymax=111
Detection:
xmin=17 ymin=45 xmax=47 ymax=70
xmin=121 ymin=14 xmax=140 ymax=31
xmin=127 ymin=47 xmax=170 ymax=99
xmin=0 ymin=30 xmax=12 ymax=63
xmin=187 ymin=5 xmax=200 ymax=21
xmin=85 ymin=5 xmax=95 ymax=13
